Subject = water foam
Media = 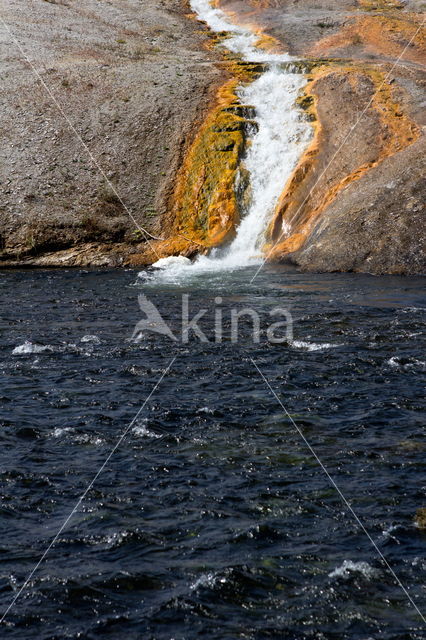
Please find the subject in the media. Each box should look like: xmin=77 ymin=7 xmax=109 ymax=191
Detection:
xmin=152 ymin=256 xmax=192 ymax=269
xmin=80 ymin=335 xmax=101 ymax=344
xmin=190 ymin=571 xmax=226 ymax=591
xmin=223 ymin=69 xmax=311 ymax=266
xmin=290 ymin=340 xmax=342 ymax=352
xmin=328 ymin=560 xmax=378 ymax=580
xmin=12 ymin=341 xmax=53 ymax=355
xmin=140 ymin=1 xmax=312 ymax=282
xmin=132 ymin=419 xmax=162 ymax=439
xmin=190 ymin=0 xmax=289 ymax=63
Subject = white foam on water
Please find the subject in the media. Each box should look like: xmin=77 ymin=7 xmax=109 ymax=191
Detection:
xmin=190 ymin=571 xmax=226 ymax=591
xmin=103 ymin=531 xmax=132 ymax=548
xmin=80 ymin=335 xmax=101 ymax=344
xmin=12 ymin=341 xmax=89 ymax=356
xmin=133 ymin=425 xmax=162 ymax=439
xmin=12 ymin=341 xmax=53 ymax=355
xmin=132 ymin=418 xmax=162 ymax=439
xmin=328 ymin=560 xmax=378 ymax=580
xmin=52 ymin=427 xmax=73 ymax=438
xmin=290 ymin=340 xmax=341 ymax=351
xmin=400 ymin=306 xmax=424 ymax=313
xmin=190 ymin=0 xmax=289 ymax=63
xmin=152 ymin=256 xmax=192 ymax=269
xmin=138 ymin=1 xmax=312 ymax=283
xmin=387 ymin=356 xmax=400 ymax=368
xmin=197 ymin=406 xmax=214 ymax=414
xmin=386 ymin=356 xmax=426 ymax=371
xmin=74 ymin=434 xmax=104 ymax=446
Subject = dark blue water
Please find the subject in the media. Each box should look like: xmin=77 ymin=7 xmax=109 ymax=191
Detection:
xmin=0 ymin=266 xmax=425 ymax=639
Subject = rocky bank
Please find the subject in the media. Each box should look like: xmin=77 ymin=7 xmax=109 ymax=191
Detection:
xmin=0 ymin=0 xmax=223 ymax=266
xmin=0 ymin=0 xmax=425 ymax=273
xmin=217 ymin=0 xmax=426 ymax=275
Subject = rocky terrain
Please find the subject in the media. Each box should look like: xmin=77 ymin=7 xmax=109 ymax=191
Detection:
xmin=219 ymin=0 xmax=426 ymax=274
xmin=0 ymin=0 xmax=223 ymax=266
xmin=0 ymin=0 xmax=425 ymax=273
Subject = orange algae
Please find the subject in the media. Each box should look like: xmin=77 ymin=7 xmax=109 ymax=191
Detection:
xmin=359 ymin=0 xmax=404 ymax=10
xmin=311 ymin=12 xmax=425 ymax=65
xmin=170 ymin=79 xmax=250 ymax=250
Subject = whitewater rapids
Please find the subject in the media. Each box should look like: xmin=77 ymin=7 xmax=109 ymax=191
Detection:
xmin=143 ymin=0 xmax=312 ymax=281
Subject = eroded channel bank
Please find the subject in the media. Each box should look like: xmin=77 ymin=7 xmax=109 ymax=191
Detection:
xmin=208 ymin=0 xmax=426 ymax=275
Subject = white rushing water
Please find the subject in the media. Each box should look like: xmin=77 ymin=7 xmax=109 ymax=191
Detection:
xmin=141 ymin=0 xmax=312 ymax=282
xmin=189 ymin=0 xmax=289 ymax=63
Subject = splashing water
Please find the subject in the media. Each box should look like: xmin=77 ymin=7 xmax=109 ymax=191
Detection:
xmin=142 ymin=0 xmax=312 ymax=282
xmin=190 ymin=0 xmax=289 ymax=63
xmin=227 ymin=71 xmax=311 ymax=263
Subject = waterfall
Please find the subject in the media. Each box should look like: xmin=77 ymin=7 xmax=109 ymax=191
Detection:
xmin=148 ymin=0 xmax=312 ymax=279
xmin=221 ymin=68 xmax=311 ymax=266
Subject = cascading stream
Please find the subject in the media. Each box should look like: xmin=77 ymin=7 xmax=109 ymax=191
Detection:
xmin=146 ymin=0 xmax=312 ymax=280
xmin=227 ymin=70 xmax=311 ymax=263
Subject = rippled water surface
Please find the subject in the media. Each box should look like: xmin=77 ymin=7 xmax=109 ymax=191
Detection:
xmin=0 ymin=266 xmax=425 ymax=639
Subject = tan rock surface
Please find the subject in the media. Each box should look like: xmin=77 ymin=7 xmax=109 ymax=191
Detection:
xmin=0 ymin=0 xmax=224 ymax=266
